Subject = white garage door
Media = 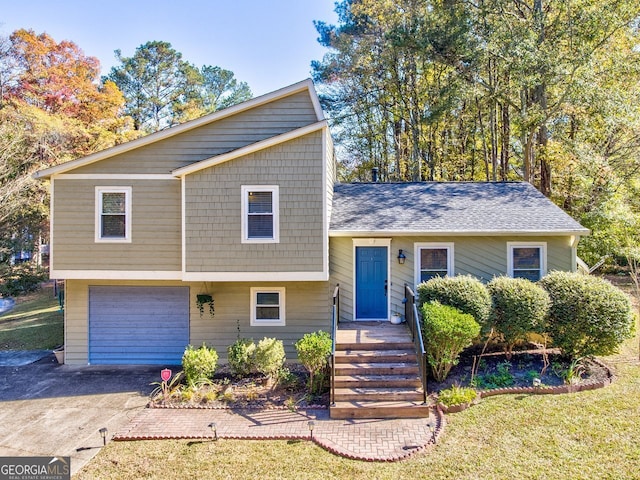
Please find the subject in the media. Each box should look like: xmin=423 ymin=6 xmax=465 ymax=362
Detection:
xmin=89 ymin=286 xmax=189 ymax=365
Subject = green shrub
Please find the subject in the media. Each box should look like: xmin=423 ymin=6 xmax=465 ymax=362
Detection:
xmin=227 ymin=338 xmax=256 ymax=377
xmin=438 ymin=385 xmax=477 ymax=407
xmin=421 ymin=301 xmax=481 ymax=382
xmin=539 ymin=271 xmax=634 ymax=359
xmin=0 ymin=264 xmax=47 ymax=297
xmin=182 ymin=343 xmax=218 ymax=386
xmin=254 ymin=337 xmax=286 ymax=379
xmin=295 ymin=330 xmax=332 ymax=394
xmin=417 ymin=275 xmax=491 ymax=325
xmin=487 ymin=276 xmax=551 ymax=357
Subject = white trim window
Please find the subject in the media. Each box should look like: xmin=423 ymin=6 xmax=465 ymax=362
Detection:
xmin=241 ymin=186 xmax=279 ymax=243
xmin=250 ymin=287 xmax=285 ymax=326
xmin=507 ymin=242 xmax=547 ymax=281
xmin=95 ymin=186 xmax=131 ymax=242
xmin=414 ymin=243 xmax=454 ymax=285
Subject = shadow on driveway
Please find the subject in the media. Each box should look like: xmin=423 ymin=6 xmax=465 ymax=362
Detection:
xmin=0 ymin=354 xmax=174 ymax=401
xmin=0 ymin=355 xmax=179 ymax=475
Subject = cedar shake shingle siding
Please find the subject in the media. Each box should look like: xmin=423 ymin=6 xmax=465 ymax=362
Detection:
xmin=71 ymin=90 xmax=319 ymax=175
xmin=184 ymin=132 xmax=325 ymax=273
xmin=52 ymin=179 xmax=181 ymax=271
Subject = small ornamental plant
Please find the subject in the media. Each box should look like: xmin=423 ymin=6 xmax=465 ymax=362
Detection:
xmin=438 ymin=385 xmax=477 ymax=408
xmin=254 ymin=337 xmax=286 ymax=380
xmin=182 ymin=343 xmax=218 ymax=386
xmin=227 ymin=338 xmax=256 ymax=377
xmin=295 ymin=330 xmax=332 ymax=394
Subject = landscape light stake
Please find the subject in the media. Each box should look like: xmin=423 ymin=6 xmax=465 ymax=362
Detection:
xmin=308 ymin=420 xmax=315 ymax=440
xmin=99 ymin=427 xmax=108 ymax=446
xmin=426 ymin=419 xmax=436 ymax=444
xmin=208 ymin=422 xmax=218 ymax=440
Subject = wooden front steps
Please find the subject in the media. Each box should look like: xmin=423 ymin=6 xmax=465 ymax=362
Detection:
xmin=330 ymin=322 xmax=430 ymax=419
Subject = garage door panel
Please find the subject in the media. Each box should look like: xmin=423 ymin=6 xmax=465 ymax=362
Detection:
xmin=89 ymin=286 xmax=189 ymax=365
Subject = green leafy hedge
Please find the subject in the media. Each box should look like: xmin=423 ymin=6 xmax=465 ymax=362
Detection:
xmin=0 ymin=264 xmax=47 ymax=297
xmin=417 ymin=275 xmax=491 ymax=325
xmin=539 ymin=271 xmax=634 ymax=359
xmin=487 ymin=276 xmax=550 ymax=356
xmin=421 ymin=301 xmax=481 ymax=382
xmin=295 ymin=330 xmax=332 ymax=394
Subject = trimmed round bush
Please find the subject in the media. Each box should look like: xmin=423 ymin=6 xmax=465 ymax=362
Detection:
xmin=254 ymin=337 xmax=286 ymax=379
xmin=417 ymin=275 xmax=491 ymax=325
xmin=182 ymin=343 xmax=218 ymax=386
xmin=487 ymin=276 xmax=550 ymax=357
xmin=539 ymin=271 xmax=634 ymax=359
xmin=227 ymin=338 xmax=256 ymax=377
xmin=421 ymin=301 xmax=481 ymax=382
xmin=295 ymin=330 xmax=332 ymax=394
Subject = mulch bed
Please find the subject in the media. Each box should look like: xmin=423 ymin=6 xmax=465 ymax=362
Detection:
xmin=149 ymin=364 xmax=329 ymax=410
xmin=428 ymin=349 xmax=615 ymax=404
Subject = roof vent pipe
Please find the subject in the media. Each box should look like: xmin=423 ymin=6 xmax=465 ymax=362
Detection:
xmin=371 ymin=167 xmax=379 ymax=183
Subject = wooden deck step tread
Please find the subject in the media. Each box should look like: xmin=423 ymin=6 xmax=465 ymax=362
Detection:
xmin=334 ymin=387 xmax=424 ymax=402
xmin=336 ymin=342 xmax=415 ymax=351
xmin=334 ymin=350 xmax=417 ymax=362
xmin=334 ymin=363 xmax=419 ymax=376
xmin=330 ymin=400 xmax=431 ymax=419
xmin=334 ymin=374 xmax=422 ymax=388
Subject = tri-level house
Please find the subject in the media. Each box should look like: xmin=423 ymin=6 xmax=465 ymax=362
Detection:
xmin=36 ymin=79 xmax=588 ymax=417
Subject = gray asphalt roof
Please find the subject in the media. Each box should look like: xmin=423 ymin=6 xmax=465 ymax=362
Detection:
xmin=329 ymin=182 xmax=588 ymax=235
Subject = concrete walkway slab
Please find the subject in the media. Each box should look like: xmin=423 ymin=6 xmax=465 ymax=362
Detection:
xmin=115 ymin=406 xmax=445 ymax=462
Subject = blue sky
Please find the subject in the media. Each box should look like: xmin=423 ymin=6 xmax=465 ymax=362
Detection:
xmin=0 ymin=0 xmax=338 ymax=96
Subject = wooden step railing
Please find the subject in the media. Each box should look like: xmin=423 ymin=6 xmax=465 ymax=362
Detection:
xmin=404 ymin=284 xmax=428 ymax=403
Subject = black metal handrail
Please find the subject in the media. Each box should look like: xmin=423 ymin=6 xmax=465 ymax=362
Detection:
xmin=330 ymin=283 xmax=339 ymax=406
xmin=405 ymin=284 xmax=428 ymax=403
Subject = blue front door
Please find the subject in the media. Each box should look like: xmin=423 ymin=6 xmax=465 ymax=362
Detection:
xmin=355 ymin=246 xmax=388 ymax=320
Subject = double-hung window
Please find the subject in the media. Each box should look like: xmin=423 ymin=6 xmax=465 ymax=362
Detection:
xmin=508 ymin=242 xmax=546 ymax=281
xmin=241 ymin=186 xmax=279 ymax=243
xmin=414 ymin=243 xmax=454 ymax=285
xmin=250 ymin=287 xmax=285 ymax=326
xmin=95 ymin=187 xmax=131 ymax=242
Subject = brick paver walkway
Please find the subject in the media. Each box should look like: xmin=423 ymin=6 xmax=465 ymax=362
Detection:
xmin=114 ymin=407 xmax=445 ymax=461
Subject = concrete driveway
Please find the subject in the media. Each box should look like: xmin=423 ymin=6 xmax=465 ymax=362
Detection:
xmin=0 ymin=354 xmax=167 ymax=476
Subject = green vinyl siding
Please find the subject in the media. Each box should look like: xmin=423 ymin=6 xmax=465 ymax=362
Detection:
xmin=329 ymin=235 xmax=575 ymax=322
xmin=64 ymin=279 xmax=330 ymax=364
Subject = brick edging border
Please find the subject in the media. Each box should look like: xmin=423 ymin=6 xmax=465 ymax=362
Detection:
xmin=148 ymin=402 xmax=328 ymax=410
xmin=440 ymin=358 xmax=615 ymax=414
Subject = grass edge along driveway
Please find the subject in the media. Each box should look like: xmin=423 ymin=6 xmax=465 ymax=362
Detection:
xmin=0 ymin=286 xmax=63 ymax=350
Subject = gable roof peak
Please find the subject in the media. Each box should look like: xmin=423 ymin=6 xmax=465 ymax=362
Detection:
xmin=34 ymin=78 xmax=323 ymax=179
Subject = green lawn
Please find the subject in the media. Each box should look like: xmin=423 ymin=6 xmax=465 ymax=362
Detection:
xmin=76 ymin=300 xmax=640 ymax=479
xmin=0 ymin=285 xmax=63 ymax=350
